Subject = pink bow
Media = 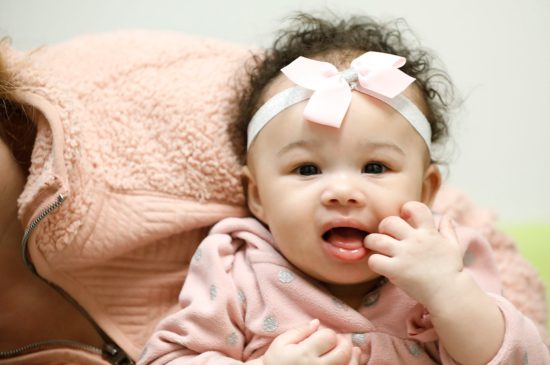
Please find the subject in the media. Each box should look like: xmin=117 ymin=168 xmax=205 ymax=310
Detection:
xmin=281 ymin=51 xmax=415 ymax=127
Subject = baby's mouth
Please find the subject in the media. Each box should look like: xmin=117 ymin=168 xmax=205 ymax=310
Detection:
xmin=322 ymin=227 xmax=369 ymax=249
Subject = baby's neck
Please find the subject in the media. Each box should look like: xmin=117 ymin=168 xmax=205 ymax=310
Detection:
xmin=323 ymin=277 xmax=384 ymax=309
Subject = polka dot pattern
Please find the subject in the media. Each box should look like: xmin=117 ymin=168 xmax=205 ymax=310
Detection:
xmin=362 ymin=291 xmax=380 ymax=307
xmin=193 ymin=247 xmax=202 ymax=262
xmin=406 ymin=340 xmax=423 ymax=357
xmin=351 ymin=332 xmax=366 ymax=346
xmin=210 ymin=284 xmax=218 ymax=300
xmin=278 ymin=269 xmax=294 ymax=284
xmin=332 ymin=297 xmax=348 ymax=310
xmin=463 ymin=250 xmax=475 ymax=266
xmin=237 ymin=289 xmax=246 ymax=304
xmin=262 ymin=315 xmax=278 ymax=332
xmin=226 ymin=332 xmax=238 ymax=346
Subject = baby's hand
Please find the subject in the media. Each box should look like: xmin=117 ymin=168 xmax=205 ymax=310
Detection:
xmin=364 ymin=201 xmax=463 ymax=309
xmin=261 ymin=319 xmax=360 ymax=365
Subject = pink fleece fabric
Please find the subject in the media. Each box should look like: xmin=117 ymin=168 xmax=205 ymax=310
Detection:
xmin=2 ymin=32 xmax=548 ymax=361
xmin=139 ymin=217 xmax=549 ymax=364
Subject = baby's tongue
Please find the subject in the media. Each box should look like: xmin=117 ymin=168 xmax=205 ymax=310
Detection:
xmin=325 ymin=228 xmax=366 ymax=249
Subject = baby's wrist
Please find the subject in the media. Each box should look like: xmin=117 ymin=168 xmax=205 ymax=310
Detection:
xmin=422 ymin=271 xmax=476 ymax=316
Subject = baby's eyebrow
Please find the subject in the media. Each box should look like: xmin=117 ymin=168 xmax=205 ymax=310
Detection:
xmin=361 ymin=141 xmax=405 ymax=156
xmin=277 ymin=140 xmax=319 ymax=156
xmin=277 ymin=140 xmax=405 ymax=156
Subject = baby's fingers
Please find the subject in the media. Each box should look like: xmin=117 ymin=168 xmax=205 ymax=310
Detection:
xmin=400 ymin=201 xmax=435 ymax=230
xmin=364 ymin=233 xmax=397 ymax=257
xmin=299 ymin=328 xmax=339 ymax=356
xmin=272 ymin=319 xmax=320 ymax=346
xmin=367 ymin=253 xmax=395 ymax=278
xmin=319 ymin=336 xmax=353 ymax=365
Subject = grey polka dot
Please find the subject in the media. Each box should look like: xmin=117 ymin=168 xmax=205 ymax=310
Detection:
xmin=463 ymin=250 xmax=475 ymax=266
xmin=138 ymin=346 xmax=148 ymax=361
xmin=193 ymin=248 xmax=202 ymax=262
xmin=351 ymin=332 xmax=366 ymax=346
xmin=523 ymin=351 xmax=529 ymax=365
xmin=407 ymin=340 xmax=423 ymax=357
xmin=332 ymin=297 xmax=349 ymax=310
xmin=362 ymin=291 xmax=380 ymax=307
xmin=226 ymin=332 xmax=238 ymax=346
xmin=278 ymin=269 xmax=294 ymax=284
xmin=210 ymin=284 xmax=218 ymax=300
xmin=238 ymin=289 xmax=247 ymax=304
xmin=262 ymin=315 xmax=278 ymax=332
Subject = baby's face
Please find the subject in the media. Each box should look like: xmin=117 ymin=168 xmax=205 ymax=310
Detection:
xmin=244 ymin=78 xmax=440 ymax=287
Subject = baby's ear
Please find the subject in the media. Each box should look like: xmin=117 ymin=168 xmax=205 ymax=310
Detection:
xmin=421 ymin=164 xmax=442 ymax=207
xmin=242 ymin=166 xmax=265 ymax=221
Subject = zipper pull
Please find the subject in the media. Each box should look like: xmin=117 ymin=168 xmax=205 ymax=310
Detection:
xmin=102 ymin=343 xmax=135 ymax=365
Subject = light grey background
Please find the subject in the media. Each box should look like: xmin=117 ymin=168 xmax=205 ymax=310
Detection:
xmin=1 ymin=0 xmax=549 ymax=223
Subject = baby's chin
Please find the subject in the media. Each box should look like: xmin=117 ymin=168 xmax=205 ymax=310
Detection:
xmin=312 ymin=269 xmax=381 ymax=288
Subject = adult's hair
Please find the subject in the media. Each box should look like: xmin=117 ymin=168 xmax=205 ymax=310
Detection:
xmin=231 ymin=12 xmax=454 ymax=164
xmin=0 ymin=39 xmax=36 ymax=175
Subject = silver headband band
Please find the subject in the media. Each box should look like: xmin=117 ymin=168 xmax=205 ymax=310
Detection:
xmin=247 ymin=62 xmax=432 ymax=154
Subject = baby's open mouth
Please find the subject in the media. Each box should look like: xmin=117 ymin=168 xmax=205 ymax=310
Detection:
xmin=322 ymin=227 xmax=369 ymax=248
xmin=322 ymin=227 xmax=369 ymax=261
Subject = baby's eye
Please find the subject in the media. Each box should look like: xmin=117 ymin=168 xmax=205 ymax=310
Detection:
xmin=295 ymin=164 xmax=321 ymax=176
xmin=362 ymin=162 xmax=387 ymax=174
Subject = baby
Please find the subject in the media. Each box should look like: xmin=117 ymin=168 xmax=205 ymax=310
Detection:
xmin=139 ymin=13 xmax=549 ymax=365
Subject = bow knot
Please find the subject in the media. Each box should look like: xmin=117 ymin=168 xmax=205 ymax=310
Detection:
xmin=281 ymin=51 xmax=415 ymax=128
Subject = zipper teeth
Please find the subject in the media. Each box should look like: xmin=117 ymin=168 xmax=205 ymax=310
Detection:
xmin=1 ymin=194 xmax=104 ymax=360
xmin=9 ymin=193 xmax=134 ymax=364
xmin=21 ymin=194 xmax=65 ymax=273
xmin=0 ymin=339 xmax=102 ymax=359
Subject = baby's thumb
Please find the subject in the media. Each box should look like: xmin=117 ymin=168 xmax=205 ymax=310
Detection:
xmin=273 ymin=319 xmax=320 ymax=345
xmin=438 ymin=214 xmax=458 ymax=245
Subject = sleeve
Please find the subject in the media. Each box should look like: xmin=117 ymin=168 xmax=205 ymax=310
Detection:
xmin=137 ymin=232 xmax=247 ymax=365
xmin=436 ymin=227 xmax=550 ymax=364
xmin=433 ymin=185 xmax=549 ymax=345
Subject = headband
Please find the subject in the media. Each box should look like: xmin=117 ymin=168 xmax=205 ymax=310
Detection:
xmin=246 ymin=51 xmax=432 ymax=154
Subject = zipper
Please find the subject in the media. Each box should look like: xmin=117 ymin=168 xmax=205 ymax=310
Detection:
xmin=20 ymin=194 xmax=66 ymax=274
xmin=0 ymin=194 xmax=134 ymax=364
xmin=0 ymin=339 xmax=101 ymax=359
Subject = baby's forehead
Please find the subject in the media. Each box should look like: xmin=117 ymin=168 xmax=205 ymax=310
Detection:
xmin=259 ymin=74 xmax=295 ymax=103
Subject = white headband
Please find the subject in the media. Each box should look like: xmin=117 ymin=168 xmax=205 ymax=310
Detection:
xmin=247 ymin=51 xmax=432 ymax=154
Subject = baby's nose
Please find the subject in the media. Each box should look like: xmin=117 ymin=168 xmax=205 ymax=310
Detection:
xmin=321 ymin=180 xmax=366 ymax=207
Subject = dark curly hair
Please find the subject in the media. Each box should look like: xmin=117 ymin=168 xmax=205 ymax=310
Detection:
xmin=1 ymin=38 xmax=36 ymax=176
xmin=231 ymin=13 xmax=455 ymax=164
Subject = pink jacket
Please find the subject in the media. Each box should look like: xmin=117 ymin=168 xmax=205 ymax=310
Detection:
xmin=140 ymin=217 xmax=549 ymax=364
xmin=2 ymin=32 xmax=249 ymax=362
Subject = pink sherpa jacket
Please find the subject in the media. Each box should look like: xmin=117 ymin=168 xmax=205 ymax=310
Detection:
xmin=139 ymin=217 xmax=549 ymax=364
xmin=1 ymin=32 xmax=548 ymax=363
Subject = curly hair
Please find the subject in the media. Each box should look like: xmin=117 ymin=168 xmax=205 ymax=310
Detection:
xmin=1 ymin=38 xmax=36 ymax=175
xmin=231 ymin=13 xmax=455 ymax=164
